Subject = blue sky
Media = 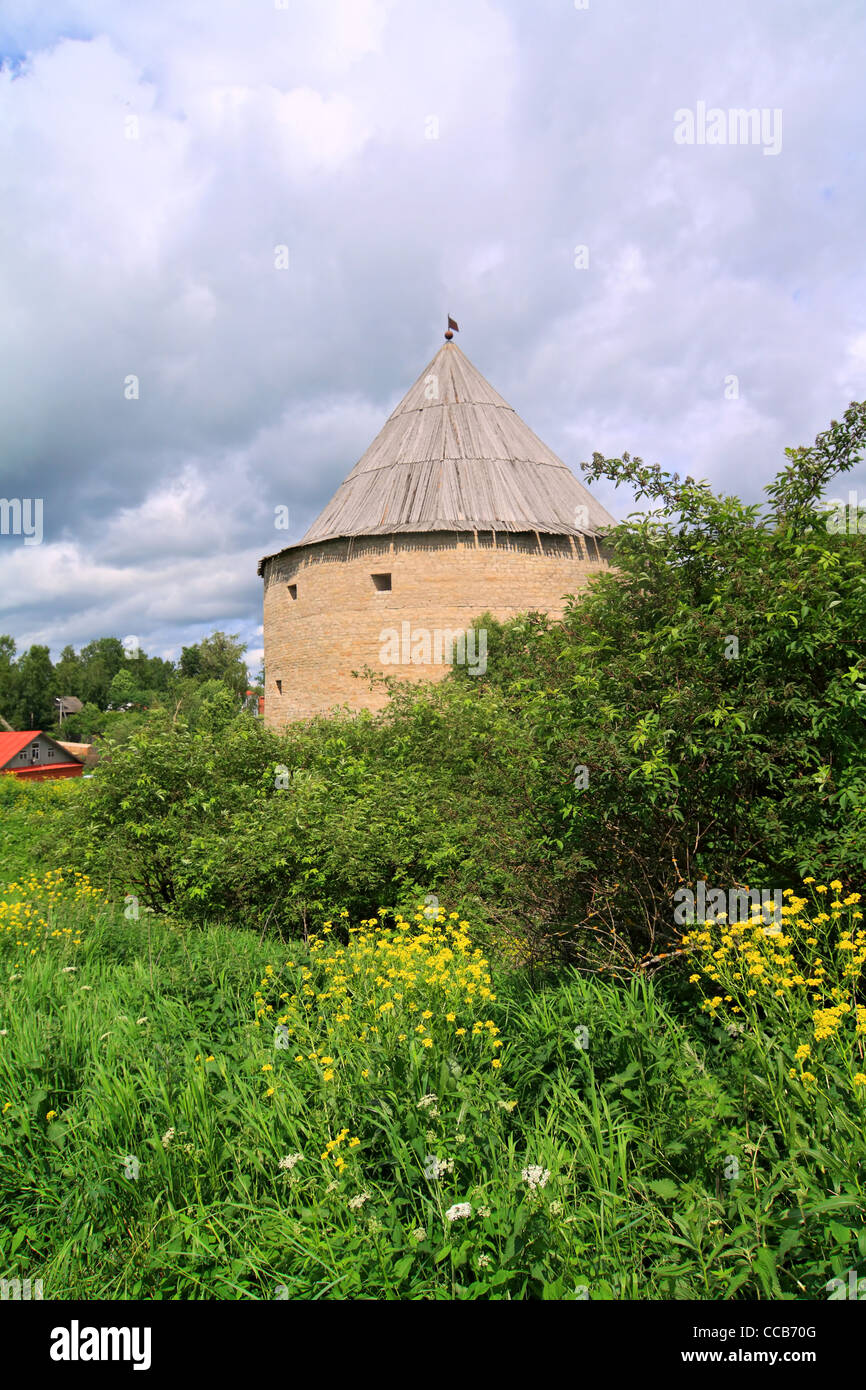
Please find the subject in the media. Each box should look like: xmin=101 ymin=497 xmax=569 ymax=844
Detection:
xmin=0 ymin=0 xmax=864 ymax=676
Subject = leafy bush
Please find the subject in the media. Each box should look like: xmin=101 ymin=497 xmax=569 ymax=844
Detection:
xmin=63 ymin=401 xmax=866 ymax=966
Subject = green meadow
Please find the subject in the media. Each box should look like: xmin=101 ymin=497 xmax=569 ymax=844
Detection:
xmin=0 ymin=846 xmax=864 ymax=1300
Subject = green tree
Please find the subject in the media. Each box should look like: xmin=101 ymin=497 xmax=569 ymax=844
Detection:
xmin=179 ymin=645 xmax=202 ymax=679
xmin=182 ymin=631 xmax=249 ymax=696
xmin=139 ymin=653 xmax=175 ymax=692
xmin=53 ymin=645 xmax=84 ymax=701
xmin=79 ymin=638 xmax=125 ymax=709
xmin=60 ymin=701 xmax=105 ymax=742
xmin=107 ymin=667 xmax=151 ymax=708
xmin=0 ymin=635 xmax=18 ymax=729
xmin=15 ymin=645 xmax=56 ymax=729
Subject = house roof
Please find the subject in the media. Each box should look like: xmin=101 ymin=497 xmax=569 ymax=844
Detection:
xmin=0 ymin=731 xmax=36 ymax=765
xmin=259 ymin=338 xmax=616 ymax=569
xmin=0 ymin=730 xmax=84 ymax=767
xmin=56 ymin=695 xmax=83 ymax=714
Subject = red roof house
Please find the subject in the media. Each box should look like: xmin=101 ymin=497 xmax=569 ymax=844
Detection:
xmin=0 ymin=731 xmax=85 ymax=782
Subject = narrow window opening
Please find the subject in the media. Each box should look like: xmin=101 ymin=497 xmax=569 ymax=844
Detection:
xmin=288 ymin=584 xmax=297 ymax=600
xmin=275 ymin=679 xmax=282 ymax=694
xmin=371 ymin=572 xmax=392 ymax=592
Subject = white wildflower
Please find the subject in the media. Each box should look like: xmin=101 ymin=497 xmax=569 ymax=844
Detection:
xmin=161 ymin=1127 xmax=176 ymax=1148
xmin=424 ymin=1154 xmax=454 ymax=1180
xmin=278 ymin=1153 xmax=303 ymax=1171
xmin=548 ymin=1200 xmax=564 ymax=1216
xmin=476 ymin=1253 xmax=491 ymax=1269
xmin=521 ymin=1166 xmax=550 ymax=1191
xmin=348 ymin=1191 xmax=371 ymax=1210
xmin=60 ymin=966 xmax=77 ymax=974
xmin=412 ymin=1227 xmax=426 ymax=1241
xmin=445 ymin=1203 xmax=472 ymax=1222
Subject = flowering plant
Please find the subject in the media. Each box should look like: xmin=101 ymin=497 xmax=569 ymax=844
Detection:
xmin=683 ymin=880 xmax=866 ymax=1110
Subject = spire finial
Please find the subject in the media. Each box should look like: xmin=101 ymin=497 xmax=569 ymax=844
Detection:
xmin=445 ymin=315 xmax=459 ymax=340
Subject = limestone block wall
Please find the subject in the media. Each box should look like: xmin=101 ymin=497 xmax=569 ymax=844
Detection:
xmin=261 ymin=530 xmax=610 ymax=728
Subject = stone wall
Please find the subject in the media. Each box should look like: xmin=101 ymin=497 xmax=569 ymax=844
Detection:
xmin=261 ymin=530 xmax=610 ymax=727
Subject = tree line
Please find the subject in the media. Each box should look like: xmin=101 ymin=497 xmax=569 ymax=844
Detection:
xmin=0 ymin=630 xmax=260 ymax=741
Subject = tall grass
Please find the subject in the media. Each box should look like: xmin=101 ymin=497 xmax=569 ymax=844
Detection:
xmin=0 ymin=776 xmax=77 ymax=885
xmin=1 ymin=873 xmax=864 ymax=1299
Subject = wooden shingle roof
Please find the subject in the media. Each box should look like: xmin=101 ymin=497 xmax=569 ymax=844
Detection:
xmin=261 ymin=339 xmax=615 ymax=566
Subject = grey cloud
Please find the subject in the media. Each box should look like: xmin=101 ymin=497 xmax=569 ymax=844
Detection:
xmin=0 ymin=0 xmax=863 ymax=660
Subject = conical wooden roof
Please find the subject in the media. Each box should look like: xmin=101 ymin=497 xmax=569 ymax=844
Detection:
xmin=293 ymin=340 xmax=616 ymax=549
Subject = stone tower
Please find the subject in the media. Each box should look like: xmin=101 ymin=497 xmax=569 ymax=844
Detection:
xmin=259 ymin=334 xmax=616 ymax=727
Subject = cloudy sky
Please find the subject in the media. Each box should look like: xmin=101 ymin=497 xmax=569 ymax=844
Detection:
xmin=1 ymin=0 xmax=864 ymax=677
